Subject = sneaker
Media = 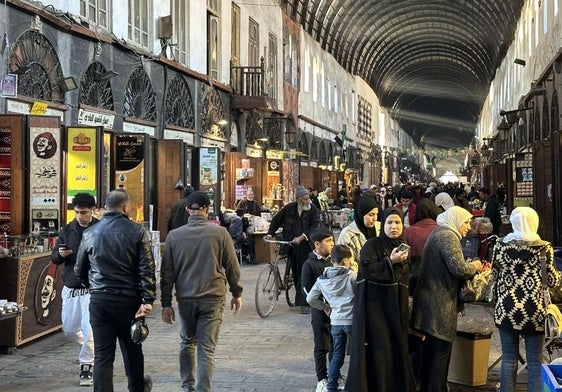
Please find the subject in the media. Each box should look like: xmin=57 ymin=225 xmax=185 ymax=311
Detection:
xmin=315 ymin=378 xmax=328 ymax=392
xmin=79 ymin=364 xmax=93 ymax=387
xmin=337 ymin=375 xmax=346 ymax=390
xmin=144 ymin=375 xmax=153 ymax=392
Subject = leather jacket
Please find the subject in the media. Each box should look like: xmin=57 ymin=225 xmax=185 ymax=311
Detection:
xmin=74 ymin=212 xmax=156 ymax=304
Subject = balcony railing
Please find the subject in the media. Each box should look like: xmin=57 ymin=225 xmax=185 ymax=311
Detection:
xmin=230 ymin=57 xmax=271 ymax=110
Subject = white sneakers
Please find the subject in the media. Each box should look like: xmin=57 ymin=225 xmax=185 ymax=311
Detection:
xmin=79 ymin=364 xmax=93 ymax=386
xmin=315 ymin=378 xmax=328 ymax=392
xmin=337 ymin=375 xmax=346 ymax=390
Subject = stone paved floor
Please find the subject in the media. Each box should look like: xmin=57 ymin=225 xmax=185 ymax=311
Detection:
xmin=0 ymin=262 xmax=547 ymax=391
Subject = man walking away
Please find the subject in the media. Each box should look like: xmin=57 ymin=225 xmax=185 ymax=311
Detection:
xmin=161 ymin=191 xmax=243 ymax=392
xmin=75 ymin=189 xmax=156 ymax=392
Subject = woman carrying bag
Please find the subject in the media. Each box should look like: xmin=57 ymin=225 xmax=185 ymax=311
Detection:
xmin=492 ymin=207 xmax=561 ymax=392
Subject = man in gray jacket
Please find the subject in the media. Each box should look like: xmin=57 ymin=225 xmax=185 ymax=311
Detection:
xmin=161 ymin=191 xmax=243 ymax=392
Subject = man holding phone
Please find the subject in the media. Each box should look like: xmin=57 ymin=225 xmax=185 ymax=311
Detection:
xmin=51 ymin=193 xmax=99 ymax=387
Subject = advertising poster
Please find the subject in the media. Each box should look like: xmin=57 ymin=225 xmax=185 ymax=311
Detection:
xmin=199 ymin=147 xmax=219 ymax=214
xmin=114 ymin=134 xmax=146 ymax=222
xmin=65 ymin=127 xmax=98 ymax=223
xmin=29 ymin=120 xmax=61 ymax=231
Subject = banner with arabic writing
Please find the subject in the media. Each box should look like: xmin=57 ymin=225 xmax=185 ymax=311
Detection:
xmin=29 ymin=116 xmax=61 ymax=232
xmin=66 ymin=127 xmax=99 ymax=223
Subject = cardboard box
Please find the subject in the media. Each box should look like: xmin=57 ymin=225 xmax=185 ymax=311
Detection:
xmin=448 ymin=331 xmax=492 ymax=386
xmin=542 ymin=364 xmax=562 ymax=391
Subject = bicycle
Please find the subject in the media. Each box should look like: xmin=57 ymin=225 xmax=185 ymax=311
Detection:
xmin=254 ymin=238 xmax=297 ymax=318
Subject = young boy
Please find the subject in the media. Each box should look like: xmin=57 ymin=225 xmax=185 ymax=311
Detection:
xmin=301 ymin=228 xmax=335 ymax=392
xmin=306 ymin=244 xmax=356 ymax=392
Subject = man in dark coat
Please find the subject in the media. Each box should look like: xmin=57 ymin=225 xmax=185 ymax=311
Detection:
xmin=167 ymin=185 xmax=195 ymax=232
xmin=479 ymin=187 xmax=502 ymax=235
xmin=266 ymin=185 xmax=320 ymax=311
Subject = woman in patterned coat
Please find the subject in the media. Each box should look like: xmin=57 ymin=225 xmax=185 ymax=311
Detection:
xmin=492 ymin=207 xmax=561 ymax=392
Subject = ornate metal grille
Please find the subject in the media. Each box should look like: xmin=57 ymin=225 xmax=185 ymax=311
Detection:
xmin=123 ymin=68 xmax=157 ymax=121
xmin=298 ymin=132 xmax=309 ymax=157
xmin=245 ymin=110 xmax=262 ymax=144
xmin=165 ymin=74 xmax=195 ymax=129
xmin=8 ymin=30 xmax=65 ymax=103
xmin=310 ymin=137 xmax=318 ymax=160
xmin=319 ymin=141 xmax=327 ymax=164
xmin=79 ymin=61 xmax=115 ymax=110
xmin=200 ymin=86 xmax=226 ymax=139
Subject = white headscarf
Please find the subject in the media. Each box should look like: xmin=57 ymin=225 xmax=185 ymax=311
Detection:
xmin=502 ymin=207 xmax=541 ymax=243
xmin=436 ymin=206 xmax=473 ymax=240
xmin=435 ymin=192 xmax=455 ymax=211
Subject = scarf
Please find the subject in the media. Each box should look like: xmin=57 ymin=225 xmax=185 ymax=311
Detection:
xmin=414 ymin=198 xmax=439 ymax=221
xmin=434 ymin=192 xmax=455 ymax=211
xmin=502 ymin=206 xmax=541 ymax=243
xmin=354 ymin=194 xmax=380 ymax=239
xmin=436 ymin=206 xmax=472 ymax=240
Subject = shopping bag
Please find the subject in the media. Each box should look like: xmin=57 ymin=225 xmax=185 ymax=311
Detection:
xmin=459 ymin=269 xmax=493 ymax=302
xmin=545 ymin=304 xmax=562 ymax=339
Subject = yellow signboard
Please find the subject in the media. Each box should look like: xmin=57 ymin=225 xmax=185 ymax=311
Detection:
xmin=30 ymin=101 xmax=48 ymax=115
xmin=66 ymin=127 xmax=98 ymax=222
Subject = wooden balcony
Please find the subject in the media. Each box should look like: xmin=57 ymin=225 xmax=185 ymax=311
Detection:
xmin=230 ymin=58 xmax=273 ymax=110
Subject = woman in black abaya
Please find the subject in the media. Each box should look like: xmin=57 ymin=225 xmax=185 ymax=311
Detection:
xmin=346 ymin=207 xmax=416 ymax=392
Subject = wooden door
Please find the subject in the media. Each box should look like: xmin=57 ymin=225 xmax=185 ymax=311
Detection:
xmin=157 ymin=140 xmax=184 ymax=240
xmin=534 ymin=140 xmax=553 ymax=243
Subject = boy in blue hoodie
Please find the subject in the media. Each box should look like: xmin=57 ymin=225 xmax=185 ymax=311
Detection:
xmin=306 ymin=244 xmax=356 ymax=392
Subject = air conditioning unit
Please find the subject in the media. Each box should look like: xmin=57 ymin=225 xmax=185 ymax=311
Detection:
xmin=158 ymin=16 xmax=172 ymax=39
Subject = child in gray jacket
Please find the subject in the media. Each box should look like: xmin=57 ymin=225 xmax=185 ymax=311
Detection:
xmin=306 ymin=244 xmax=356 ymax=392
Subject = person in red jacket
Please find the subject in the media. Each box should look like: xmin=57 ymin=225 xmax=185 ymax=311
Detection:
xmin=395 ymin=189 xmax=417 ymax=228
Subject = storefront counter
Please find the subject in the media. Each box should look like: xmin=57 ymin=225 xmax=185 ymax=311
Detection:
xmin=0 ymin=252 xmax=63 ymax=349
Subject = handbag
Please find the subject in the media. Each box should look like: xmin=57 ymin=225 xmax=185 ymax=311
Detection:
xmin=459 ymin=268 xmax=493 ymax=302
xmin=540 ymin=248 xmax=562 ymax=339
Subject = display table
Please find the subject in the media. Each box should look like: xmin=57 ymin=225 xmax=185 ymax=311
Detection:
xmin=0 ymin=252 xmax=63 ymax=349
xmin=253 ymin=232 xmax=276 ymax=263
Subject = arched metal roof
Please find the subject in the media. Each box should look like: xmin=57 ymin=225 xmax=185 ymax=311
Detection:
xmin=283 ymin=0 xmax=524 ymax=148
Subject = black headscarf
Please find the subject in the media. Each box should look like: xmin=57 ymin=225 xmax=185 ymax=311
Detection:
xmin=359 ymin=206 xmax=408 ymax=283
xmin=414 ymin=198 xmax=439 ymax=222
xmin=354 ymin=195 xmax=380 ymax=239
xmin=379 ymin=207 xmax=406 ymax=250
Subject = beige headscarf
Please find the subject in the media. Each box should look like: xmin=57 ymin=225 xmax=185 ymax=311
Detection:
xmin=436 ymin=206 xmax=473 ymax=240
xmin=435 ymin=192 xmax=455 ymax=211
xmin=502 ymin=207 xmax=541 ymax=243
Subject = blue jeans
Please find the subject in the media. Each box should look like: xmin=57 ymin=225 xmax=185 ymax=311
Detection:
xmin=89 ymin=296 xmax=144 ymax=392
xmin=177 ymin=298 xmax=225 ymax=392
xmin=499 ymin=330 xmax=543 ymax=392
xmin=327 ymin=325 xmax=352 ymax=392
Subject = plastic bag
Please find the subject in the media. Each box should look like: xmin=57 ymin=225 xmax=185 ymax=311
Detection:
xmin=459 ymin=269 xmax=493 ymax=302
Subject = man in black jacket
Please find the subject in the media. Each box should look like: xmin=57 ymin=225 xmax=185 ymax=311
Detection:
xmin=51 ymin=193 xmax=99 ymax=386
xmin=167 ymin=185 xmax=195 ymax=232
xmin=75 ymin=189 xmax=156 ymax=392
xmin=266 ymin=185 xmax=320 ymax=313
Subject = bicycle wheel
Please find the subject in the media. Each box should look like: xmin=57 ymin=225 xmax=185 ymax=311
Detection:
xmin=284 ymin=258 xmax=297 ymax=307
xmin=255 ymin=263 xmax=279 ymax=318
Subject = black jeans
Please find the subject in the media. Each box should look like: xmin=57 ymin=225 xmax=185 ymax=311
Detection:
xmin=89 ymin=296 xmax=144 ymax=392
xmin=311 ymin=308 xmax=332 ymax=381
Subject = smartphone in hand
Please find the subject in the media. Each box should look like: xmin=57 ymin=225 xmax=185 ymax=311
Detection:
xmin=59 ymin=244 xmax=69 ymax=250
xmin=397 ymin=243 xmax=410 ymax=252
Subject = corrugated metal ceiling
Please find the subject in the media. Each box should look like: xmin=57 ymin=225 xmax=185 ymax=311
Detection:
xmin=283 ymin=0 xmax=524 ymax=148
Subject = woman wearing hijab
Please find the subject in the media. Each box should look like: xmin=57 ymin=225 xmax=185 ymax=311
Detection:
xmin=337 ymin=195 xmax=380 ymax=272
xmin=346 ymin=207 xmax=416 ymax=392
xmin=410 ymin=206 xmax=482 ymax=392
xmin=434 ymin=192 xmax=455 ymax=213
xmin=492 ymin=207 xmax=561 ymax=392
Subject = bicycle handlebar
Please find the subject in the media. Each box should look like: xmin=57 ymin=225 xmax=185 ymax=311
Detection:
xmin=264 ymin=237 xmax=295 ymax=245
